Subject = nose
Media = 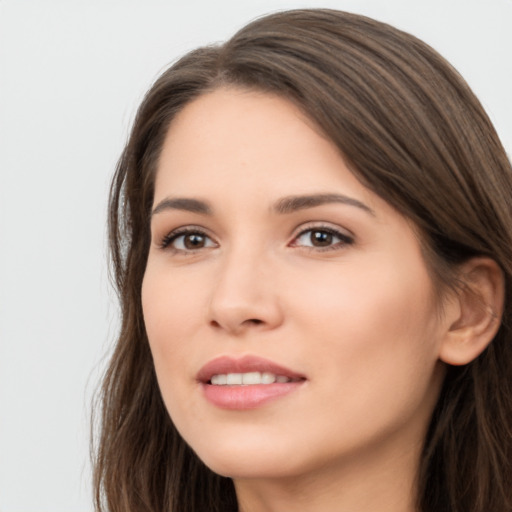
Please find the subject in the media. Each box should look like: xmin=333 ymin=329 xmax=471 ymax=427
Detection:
xmin=208 ymin=248 xmax=284 ymax=336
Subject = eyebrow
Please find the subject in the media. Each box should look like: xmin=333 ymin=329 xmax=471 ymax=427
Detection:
xmin=152 ymin=197 xmax=212 ymax=216
xmin=273 ymin=193 xmax=375 ymax=216
xmin=151 ymin=193 xmax=374 ymax=217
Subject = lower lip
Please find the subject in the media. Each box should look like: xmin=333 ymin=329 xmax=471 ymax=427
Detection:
xmin=202 ymin=382 xmax=303 ymax=410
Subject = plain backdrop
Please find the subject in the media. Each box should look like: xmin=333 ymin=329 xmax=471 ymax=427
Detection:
xmin=0 ymin=1 xmax=511 ymax=511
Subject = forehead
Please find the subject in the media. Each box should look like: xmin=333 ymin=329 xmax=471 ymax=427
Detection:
xmin=154 ymin=87 xmax=377 ymax=209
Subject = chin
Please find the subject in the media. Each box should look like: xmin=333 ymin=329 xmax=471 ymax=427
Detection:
xmin=201 ymin=453 xmax=301 ymax=480
xmin=188 ymin=433 xmax=307 ymax=480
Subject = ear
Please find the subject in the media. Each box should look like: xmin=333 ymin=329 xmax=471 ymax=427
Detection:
xmin=439 ymin=257 xmax=505 ymax=366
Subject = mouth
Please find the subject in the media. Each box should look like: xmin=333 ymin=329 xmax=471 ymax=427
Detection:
xmin=197 ymin=354 xmax=305 ymax=384
xmin=209 ymin=371 xmax=301 ymax=385
xmin=197 ymin=355 xmax=306 ymax=410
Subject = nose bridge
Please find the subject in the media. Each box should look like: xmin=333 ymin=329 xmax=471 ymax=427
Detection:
xmin=208 ymin=238 xmax=282 ymax=333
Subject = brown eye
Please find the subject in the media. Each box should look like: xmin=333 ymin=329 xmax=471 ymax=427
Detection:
xmin=183 ymin=233 xmax=207 ymax=249
xmin=310 ymin=230 xmax=333 ymax=247
xmin=292 ymin=227 xmax=354 ymax=250
xmin=162 ymin=229 xmax=217 ymax=251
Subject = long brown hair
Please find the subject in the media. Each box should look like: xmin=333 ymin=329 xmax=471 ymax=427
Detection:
xmin=93 ymin=9 xmax=512 ymax=512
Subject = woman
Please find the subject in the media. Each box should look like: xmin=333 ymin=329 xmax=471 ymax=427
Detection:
xmin=93 ymin=9 xmax=512 ymax=512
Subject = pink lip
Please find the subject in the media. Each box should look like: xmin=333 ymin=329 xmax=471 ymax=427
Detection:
xmin=197 ymin=355 xmax=306 ymax=410
xmin=197 ymin=355 xmax=305 ymax=383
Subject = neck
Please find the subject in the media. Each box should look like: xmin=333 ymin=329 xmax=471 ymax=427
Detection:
xmin=234 ymin=436 xmax=421 ymax=512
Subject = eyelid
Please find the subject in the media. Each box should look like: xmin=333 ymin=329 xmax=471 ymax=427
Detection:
xmin=158 ymin=225 xmax=218 ymax=251
xmin=289 ymin=222 xmax=355 ymax=249
xmin=156 ymin=221 xmax=354 ymax=253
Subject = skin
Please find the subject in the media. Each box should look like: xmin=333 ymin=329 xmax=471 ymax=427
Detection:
xmin=142 ymin=88 xmax=459 ymax=512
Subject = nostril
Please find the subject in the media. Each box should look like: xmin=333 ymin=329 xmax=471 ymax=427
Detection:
xmin=210 ymin=320 xmax=222 ymax=328
xmin=209 ymin=318 xmax=265 ymax=333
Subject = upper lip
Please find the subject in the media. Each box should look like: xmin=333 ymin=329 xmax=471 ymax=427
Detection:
xmin=197 ymin=355 xmax=306 ymax=383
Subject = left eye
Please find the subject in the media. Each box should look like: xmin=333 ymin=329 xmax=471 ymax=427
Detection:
xmin=292 ymin=228 xmax=353 ymax=249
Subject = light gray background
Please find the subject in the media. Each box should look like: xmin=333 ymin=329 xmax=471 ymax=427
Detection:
xmin=0 ymin=1 xmax=511 ymax=511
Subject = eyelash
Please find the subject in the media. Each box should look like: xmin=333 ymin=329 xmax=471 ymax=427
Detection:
xmin=291 ymin=225 xmax=354 ymax=251
xmin=158 ymin=224 xmax=354 ymax=254
xmin=159 ymin=226 xmax=215 ymax=251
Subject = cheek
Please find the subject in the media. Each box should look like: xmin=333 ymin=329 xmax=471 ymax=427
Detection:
xmin=295 ymin=259 xmax=435 ymax=329
xmin=291 ymin=254 xmax=442 ymax=392
xmin=288 ymin=264 xmax=443 ymax=450
xmin=141 ymin=267 xmax=203 ymax=375
xmin=141 ymin=267 xmax=208 ymax=437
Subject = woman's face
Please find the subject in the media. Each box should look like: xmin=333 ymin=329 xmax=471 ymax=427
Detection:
xmin=142 ymin=88 xmax=449 ymax=481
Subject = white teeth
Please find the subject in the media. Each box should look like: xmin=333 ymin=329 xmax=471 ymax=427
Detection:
xmin=209 ymin=372 xmax=292 ymax=385
xmin=242 ymin=372 xmax=261 ymax=384
xmin=261 ymin=372 xmax=276 ymax=384
xmin=210 ymin=374 xmax=227 ymax=385
xmin=226 ymin=373 xmax=243 ymax=385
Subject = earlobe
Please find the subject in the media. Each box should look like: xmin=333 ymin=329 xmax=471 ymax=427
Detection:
xmin=439 ymin=257 xmax=505 ymax=366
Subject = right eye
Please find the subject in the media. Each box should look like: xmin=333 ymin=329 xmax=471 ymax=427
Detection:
xmin=161 ymin=229 xmax=217 ymax=252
